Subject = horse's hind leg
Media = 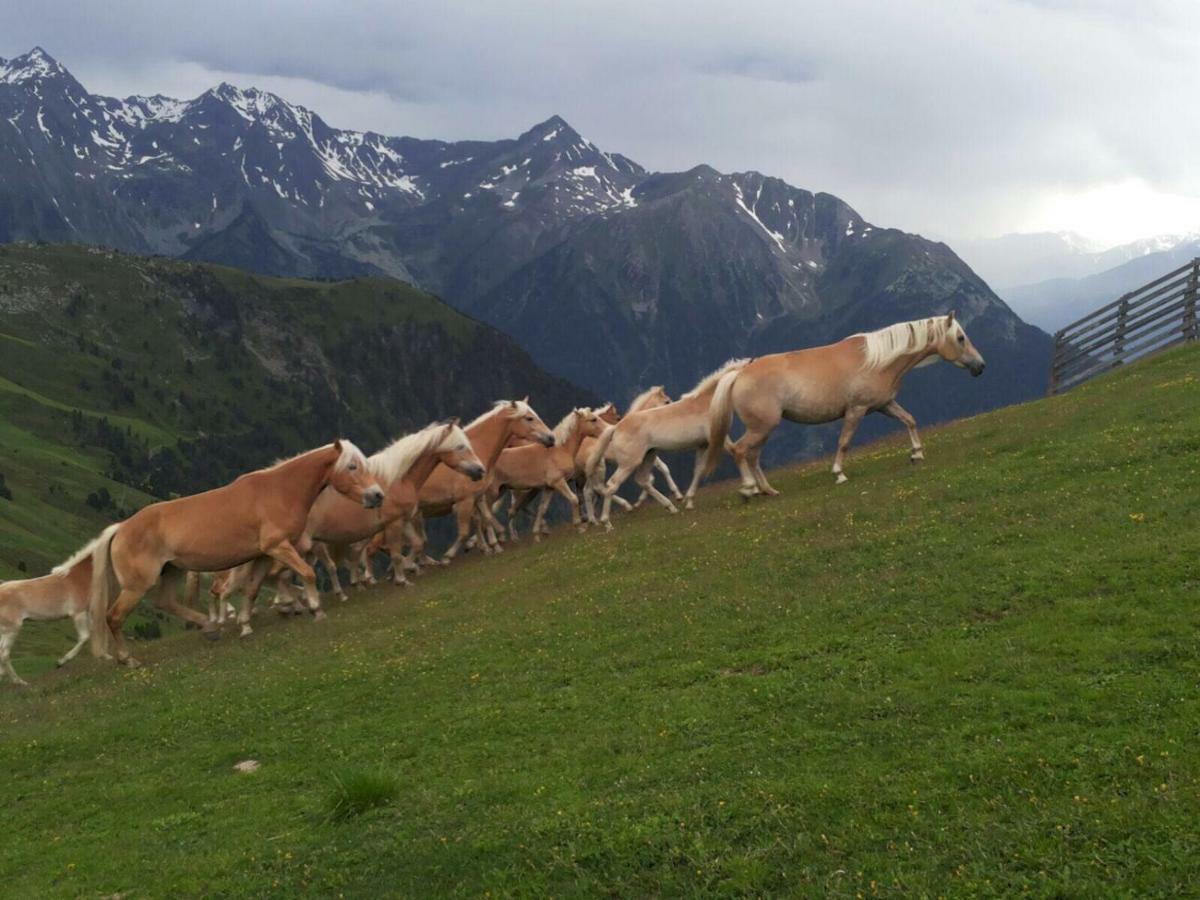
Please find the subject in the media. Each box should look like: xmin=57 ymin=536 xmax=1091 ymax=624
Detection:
xmin=634 ymin=454 xmax=679 ymax=515
xmin=599 ymin=460 xmax=642 ymax=530
xmin=682 ymin=449 xmax=711 ymax=510
xmin=881 ymin=400 xmax=924 ymax=462
xmin=0 ymin=625 xmax=26 ymax=685
xmin=57 ymin=612 xmax=90 ymax=668
xmin=747 ymin=444 xmax=778 ymax=496
xmin=832 ymin=406 xmax=867 ymax=484
xmin=441 ymin=499 xmax=476 ymax=563
xmin=551 ymin=477 xmax=586 ymax=534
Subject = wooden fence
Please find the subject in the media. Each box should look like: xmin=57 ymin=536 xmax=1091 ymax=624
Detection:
xmin=1048 ymin=257 xmax=1200 ymax=394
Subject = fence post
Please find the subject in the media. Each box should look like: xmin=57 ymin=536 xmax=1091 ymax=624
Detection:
xmin=1112 ymin=296 xmax=1130 ymax=367
xmin=1184 ymin=258 xmax=1199 ymax=342
xmin=1048 ymin=332 xmax=1064 ymax=395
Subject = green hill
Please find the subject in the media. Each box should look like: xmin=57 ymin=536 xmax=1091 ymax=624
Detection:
xmin=1 ymin=344 xmax=1197 ymax=897
xmin=0 ymin=243 xmax=589 ymax=580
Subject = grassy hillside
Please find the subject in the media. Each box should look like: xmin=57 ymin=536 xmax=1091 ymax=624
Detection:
xmin=0 ymin=243 xmax=590 ymax=579
xmin=1 ymin=344 xmax=1197 ymax=897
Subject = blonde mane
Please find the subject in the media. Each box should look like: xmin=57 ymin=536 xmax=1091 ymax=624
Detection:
xmin=552 ymin=408 xmax=584 ymax=443
xmin=627 ymin=386 xmax=665 ymax=413
xmin=268 ymin=440 xmax=366 ymax=473
xmin=854 ymin=317 xmax=953 ymax=371
xmin=465 ymin=399 xmax=533 ymax=431
xmin=683 ymin=358 xmax=750 ymax=399
xmin=368 ymin=421 xmax=468 ymax=485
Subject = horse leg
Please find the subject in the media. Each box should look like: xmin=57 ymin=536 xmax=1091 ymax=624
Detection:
xmin=599 ymin=460 xmax=641 ymax=531
xmin=634 ymin=454 xmax=679 ymax=514
xmin=654 ymin=456 xmax=685 ymax=501
xmin=881 ymin=399 xmax=925 ymax=462
xmin=552 ymin=477 xmax=586 ymax=534
xmin=832 ymin=406 xmax=868 ymax=484
xmin=474 ymin=495 xmax=504 ymax=552
xmin=314 ymin=542 xmax=348 ymax=602
xmin=106 ymin=587 xmax=149 ymax=667
xmin=747 ymin=443 xmax=778 ymax=496
xmin=264 ymin=543 xmax=325 ymax=621
xmin=682 ymin=449 xmax=711 ymax=510
xmin=441 ymin=499 xmax=476 ymax=563
xmin=530 ymin=490 xmax=553 ymax=541
xmin=233 ymin=557 xmax=276 ymax=636
xmin=153 ymin=567 xmax=219 ymax=639
xmin=0 ymin=625 xmax=25 ymax=685
xmin=56 ymin=611 xmax=91 ymax=668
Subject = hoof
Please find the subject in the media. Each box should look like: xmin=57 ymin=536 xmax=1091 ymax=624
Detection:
xmin=203 ymin=629 xmax=221 ymax=642
xmin=337 ymin=593 xmax=349 ymax=603
xmin=684 ymin=500 xmax=695 ymax=510
xmin=910 ymin=452 xmax=925 ymax=463
xmin=762 ymin=487 xmax=781 ymax=497
xmin=239 ymin=625 xmax=254 ymax=638
xmin=313 ymin=610 xmax=327 ymax=622
xmin=120 ymin=656 xmax=142 ymax=669
xmin=396 ymin=578 xmax=411 ymax=588
xmin=603 ymin=522 xmax=614 ymax=533
xmin=835 ymin=472 xmax=848 ymax=485
xmin=667 ymin=506 xmax=680 ymax=515
xmin=13 ymin=678 xmax=30 ymax=687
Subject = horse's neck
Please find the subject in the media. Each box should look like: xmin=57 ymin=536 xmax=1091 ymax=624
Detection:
xmin=401 ymin=451 xmax=443 ymax=492
xmin=883 ymin=344 xmax=939 ymax=382
xmin=468 ymin=413 xmax=511 ymax=469
xmin=559 ymin=422 xmax=586 ymax=456
xmin=268 ymin=447 xmax=336 ymax=510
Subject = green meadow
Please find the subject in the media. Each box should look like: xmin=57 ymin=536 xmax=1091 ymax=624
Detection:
xmin=1 ymin=344 xmax=1197 ymax=897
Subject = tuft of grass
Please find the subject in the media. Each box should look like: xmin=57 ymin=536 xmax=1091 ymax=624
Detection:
xmin=326 ymin=768 xmax=400 ymax=822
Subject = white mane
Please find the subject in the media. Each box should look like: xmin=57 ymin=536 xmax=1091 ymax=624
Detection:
xmin=683 ymin=359 xmax=750 ymax=399
xmin=855 ymin=317 xmax=956 ymax=371
xmin=368 ymin=421 xmax=469 ymax=485
xmin=465 ymin=399 xmax=533 ymax=430
xmin=52 ymin=522 xmax=120 ymax=576
xmin=268 ymin=440 xmax=366 ymax=473
xmin=628 ymin=386 xmax=665 ymax=413
xmin=552 ymin=409 xmax=584 ymax=443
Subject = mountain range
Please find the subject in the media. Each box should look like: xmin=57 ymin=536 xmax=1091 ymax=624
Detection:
xmin=0 ymin=47 xmax=1053 ymax=461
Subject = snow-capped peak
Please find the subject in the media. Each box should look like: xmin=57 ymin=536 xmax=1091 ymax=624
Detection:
xmin=0 ymin=47 xmax=69 ymax=85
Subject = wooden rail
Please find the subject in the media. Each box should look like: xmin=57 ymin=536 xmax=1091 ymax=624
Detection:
xmin=1048 ymin=257 xmax=1200 ymax=394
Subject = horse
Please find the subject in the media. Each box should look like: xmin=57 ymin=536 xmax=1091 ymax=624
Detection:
xmin=395 ymin=399 xmax=555 ymax=566
xmin=586 ymin=359 xmax=750 ymax=530
xmin=709 ymin=312 xmax=986 ymax=495
xmin=88 ymin=440 xmax=385 ymax=667
xmin=206 ymin=420 xmax=485 ymax=635
xmin=580 ymin=387 xmax=681 ymax=522
xmin=490 ymin=407 xmax=608 ymax=541
xmin=0 ymin=554 xmax=94 ymax=685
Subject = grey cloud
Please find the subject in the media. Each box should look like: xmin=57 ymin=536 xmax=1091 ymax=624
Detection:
xmin=2 ymin=0 xmax=1199 ymax=242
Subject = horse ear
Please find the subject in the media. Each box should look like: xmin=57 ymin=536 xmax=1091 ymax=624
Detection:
xmin=447 ymin=416 xmax=460 ymax=427
xmin=521 ymin=395 xmax=529 ymax=404
xmin=333 ymin=439 xmax=343 ymax=452
xmin=508 ymin=400 xmax=518 ymax=408
xmin=946 ymin=310 xmax=956 ymax=323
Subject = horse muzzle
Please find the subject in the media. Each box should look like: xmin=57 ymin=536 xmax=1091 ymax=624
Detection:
xmin=463 ymin=463 xmax=486 ymax=482
xmin=968 ymin=360 xmax=986 ymax=377
xmin=363 ymin=488 xmax=385 ymax=509
xmin=539 ymin=434 xmax=556 ymax=448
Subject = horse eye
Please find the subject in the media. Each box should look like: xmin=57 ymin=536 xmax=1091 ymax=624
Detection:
xmin=958 ymin=335 xmax=965 ymax=344
xmin=348 ymin=463 xmax=358 ymax=470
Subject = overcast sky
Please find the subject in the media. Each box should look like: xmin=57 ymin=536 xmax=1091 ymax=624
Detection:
xmin=5 ymin=0 xmax=1199 ymax=247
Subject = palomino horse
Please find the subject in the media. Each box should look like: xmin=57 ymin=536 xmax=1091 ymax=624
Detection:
xmin=398 ymin=400 xmax=555 ymax=566
xmin=88 ymin=440 xmax=384 ymax=666
xmin=580 ymin=387 xmax=682 ymax=522
xmin=207 ymin=420 xmax=485 ymax=634
xmin=709 ymin=313 xmax=986 ymax=495
xmin=491 ymin=407 xmax=608 ymax=540
xmin=0 ymin=553 xmax=93 ymax=684
xmin=586 ymin=360 xmax=750 ymax=529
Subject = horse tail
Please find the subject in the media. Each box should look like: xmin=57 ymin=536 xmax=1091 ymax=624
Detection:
xmin=703 ymin=368 xmax=741 ymax=477
xmin=87 ymin=523 xmax=121 ymax=657
xmin=585 ymin=424 xmax=617 ymax=479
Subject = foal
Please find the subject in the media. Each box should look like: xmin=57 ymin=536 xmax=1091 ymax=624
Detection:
xmin=0 ymin=553 xmax=93 ymax=685
xmin=709 ymin=312 xmax=986 ymax=495
xmin=586 ymin=359 xmax=750 ymax=530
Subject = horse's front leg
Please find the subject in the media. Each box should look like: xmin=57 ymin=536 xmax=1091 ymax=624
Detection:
xmin=881 ymin=399 xmax=924 ymax=463
xmin=654 ymin=456 xmax=685 ymax=501
xmin=832 ymin=406 xmax=868 ymax=484
xmin=634 ymin=454 xmax=679 ymax=514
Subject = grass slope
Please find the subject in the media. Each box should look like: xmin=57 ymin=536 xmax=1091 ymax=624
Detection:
xmin=1 ymin=344 xmax=1198 ymax=897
